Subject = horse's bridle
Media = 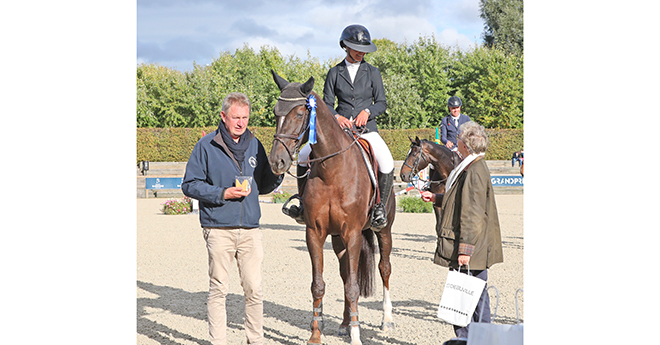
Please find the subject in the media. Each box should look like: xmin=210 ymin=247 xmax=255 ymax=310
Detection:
xmin=273 ymin=95 xmax=360 ymax=176
xmin=404 ymin=141 xmax=450 ymax=188
xmin=403 ymin=142 xmax=429 ymax=177
xmin=272 ymin=96 xmax=311 ymax=164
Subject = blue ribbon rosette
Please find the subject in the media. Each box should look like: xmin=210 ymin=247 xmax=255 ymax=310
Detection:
xmin=307 ymin=95 xmax=317 ymax=144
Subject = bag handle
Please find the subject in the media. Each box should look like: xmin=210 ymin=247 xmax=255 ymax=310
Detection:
xmin=515 ymin=288 xmax=524 ymax=325
xmin=477 ymin=285 xmax=499 ymax=322
xmin=457 ymin=264 xmax=472 ymax=276
xmin=476 ymin=287 xmax=523 ymax=324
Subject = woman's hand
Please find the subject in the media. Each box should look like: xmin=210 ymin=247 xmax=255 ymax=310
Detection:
xmin=421 ymin=191 xmax=436 ymax=202
xmin=354 ymin=110 xmax=369 ymax=127
xmin=335 ymin=115 xmax=352 ymax=129
xmin=458 ymin=254 xmax=471 ymax=267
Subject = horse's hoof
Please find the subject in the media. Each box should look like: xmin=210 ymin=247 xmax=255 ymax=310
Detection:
xmin=337 ymin=325 xmax=350 ymax=337
xmin=307 ymin=330 xmax=323 ymax=345
xmin=381 ymin=321 xmax=396 ymax=332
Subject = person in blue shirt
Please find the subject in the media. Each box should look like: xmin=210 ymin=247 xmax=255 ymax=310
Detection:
xmin=440 ymin=96 xmax=471 ymax=150
xmin=511 ymin=151 xmax=521 ymax=167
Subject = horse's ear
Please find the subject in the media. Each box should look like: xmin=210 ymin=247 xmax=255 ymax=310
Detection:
xmin=415 ymin=136 xmax=421 ymax=145
xmin=408 ymin=136 xmax=413 ymax=143
xmin=271 ymin=69 xmax=289 ymax=91
xmin=300 ymin=76 xmax=315 ymax=95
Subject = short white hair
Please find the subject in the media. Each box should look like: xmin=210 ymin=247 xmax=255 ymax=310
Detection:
xmin=458 ymin=121 xmax=488 ymax=154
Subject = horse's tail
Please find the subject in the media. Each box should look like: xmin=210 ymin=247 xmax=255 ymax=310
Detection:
xmin=358 ymin=229 xmax=377 ymax=297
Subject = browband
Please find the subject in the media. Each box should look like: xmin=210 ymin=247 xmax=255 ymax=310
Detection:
xmin=278 ymin=96 xmax=308 ymax=102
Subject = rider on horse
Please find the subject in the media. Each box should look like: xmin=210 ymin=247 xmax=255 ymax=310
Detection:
xmin=285 ymin=24 xmax=395 ymax=230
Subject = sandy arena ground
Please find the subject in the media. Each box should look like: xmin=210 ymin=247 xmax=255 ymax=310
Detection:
xmin=137 ymin=194 xmax=523 ymax=345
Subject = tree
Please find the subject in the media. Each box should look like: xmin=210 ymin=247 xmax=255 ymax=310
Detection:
xmin=408 ymin=36 xmax=453 ymax=127
xmin=480 ymin=0 xmax=524 ymax=55
xmin=136 ymin=64 xmax=189 ymax=127
xmin=450 ymin=47 xmax=523 ymax=129
xmin=378 ymin=73 xmax=425 ymax=129
xmin=136 ymin=35 xmax=523 ymax=129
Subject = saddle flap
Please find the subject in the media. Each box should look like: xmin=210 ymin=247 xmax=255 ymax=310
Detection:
xmin=354 ymin=134 xmax=380 ymax=204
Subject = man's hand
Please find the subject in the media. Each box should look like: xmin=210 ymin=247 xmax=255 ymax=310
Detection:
xmin=224 ymin=186 xmax=251 ymax=200
xmin=445 ymin=141 xmax=454 ymax=149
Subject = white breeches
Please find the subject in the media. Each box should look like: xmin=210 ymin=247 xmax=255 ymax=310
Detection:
xmin=297 ymin=131 xmax=394 ymax=173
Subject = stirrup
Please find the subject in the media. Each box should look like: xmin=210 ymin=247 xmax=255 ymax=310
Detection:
xmin=282 ymin=195 xmax=305 ymax=224
xmin=282 ymin=194 xmax=301 ymax=216
xmin=371 ymin=203 xmax=387 ymax=229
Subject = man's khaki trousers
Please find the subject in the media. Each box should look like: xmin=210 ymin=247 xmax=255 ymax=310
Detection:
xmin=204 ymin=227 xmax=264 ymax=345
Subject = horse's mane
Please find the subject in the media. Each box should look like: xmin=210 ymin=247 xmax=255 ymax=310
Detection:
xmin=310 ymin=90 xmax=331 ymax=116
xmin=421 ymin=139 xmax=460 ymax=168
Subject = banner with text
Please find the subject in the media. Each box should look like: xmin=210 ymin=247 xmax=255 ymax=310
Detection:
xmin=490 ymin=175 xmax=523 ymax=187
xmin=145 ymin=177 xmax=183 ymax=189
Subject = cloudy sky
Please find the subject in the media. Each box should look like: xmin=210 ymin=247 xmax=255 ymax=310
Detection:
xmin=137 ymin=0 xmax=485 ymax=71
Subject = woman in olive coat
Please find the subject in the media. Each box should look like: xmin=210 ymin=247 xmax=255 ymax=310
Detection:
xmin=421 ymin=121 xmax=504 ymax=339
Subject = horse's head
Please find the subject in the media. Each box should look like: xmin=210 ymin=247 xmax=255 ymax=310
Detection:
xmin=400 ymin=136 xmax=429 ymax=182
xmin=268 ymin=70 xmax=315 ymax=175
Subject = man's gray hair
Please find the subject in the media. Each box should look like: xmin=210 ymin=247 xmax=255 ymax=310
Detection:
xmin=221 ymin=92 xmax=251 ymax=113
xmin=458 ymin=121 xmax=489 ymax=154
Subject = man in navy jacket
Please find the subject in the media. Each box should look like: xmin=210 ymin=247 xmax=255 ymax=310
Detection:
xmin=182 ymin=92 xmax=283 ymax=345
xmin=440 ymin=96 xmax=471 ymax=150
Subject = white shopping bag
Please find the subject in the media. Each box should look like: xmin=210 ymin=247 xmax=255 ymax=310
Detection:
xmin=437 ymin=268 xmax=486 ymax=327
xmin=467 ymin=288 xmax=524 ymax=345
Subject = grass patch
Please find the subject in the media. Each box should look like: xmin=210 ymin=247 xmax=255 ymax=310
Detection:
xmin=272 ymin=191 xmax=293 ymax=203
xmin=398 ymin=195 xmax=433 ymax=213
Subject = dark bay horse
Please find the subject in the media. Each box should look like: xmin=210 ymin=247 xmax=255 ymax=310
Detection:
xmin=400 ymin=137 xmax=460 ymax=216
xmin=267 ymin=70 xmax=396 ymax=345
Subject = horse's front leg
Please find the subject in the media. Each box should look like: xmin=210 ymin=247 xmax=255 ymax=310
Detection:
xmin=331 ymin=235 xmax=351 ymax=337
xmin=376 ymin=228 xmax=395 ymax=332
xmin=306 ymin=230 xmax=326 ymax=345
xmin=338 ymin=231 xmax=363 ymax=345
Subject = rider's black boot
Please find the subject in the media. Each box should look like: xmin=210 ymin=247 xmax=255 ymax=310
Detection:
xmin=282 ymin=165 xmax=307 ymax=224
xmin=371 ymin=170 xmax=394 ymax=230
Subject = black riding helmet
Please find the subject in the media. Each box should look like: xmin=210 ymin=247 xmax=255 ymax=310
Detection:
xmin=447 ymin=96 xmax=462 ymax=108
xmin=339 ymin=24 xmax=377 ymax=53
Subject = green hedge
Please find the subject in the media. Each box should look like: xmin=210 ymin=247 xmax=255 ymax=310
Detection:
xmin=137 ymin=127 xmax=523 ymax=163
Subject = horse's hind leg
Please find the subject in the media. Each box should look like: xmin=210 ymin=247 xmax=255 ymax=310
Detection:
xmin=376 ymin=223 xmax=395 ymax=331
